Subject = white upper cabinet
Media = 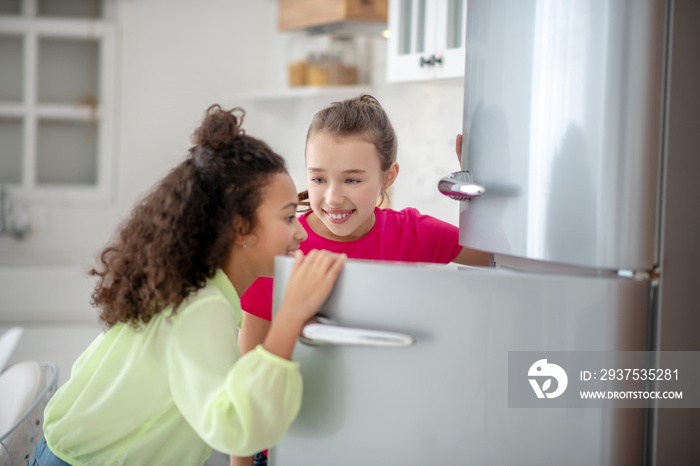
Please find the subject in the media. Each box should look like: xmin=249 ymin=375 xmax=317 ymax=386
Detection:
xmin=386 ymin=0 xmax=466 ymax=82
xmin=0 ymin=0 xmax=116 ymax=202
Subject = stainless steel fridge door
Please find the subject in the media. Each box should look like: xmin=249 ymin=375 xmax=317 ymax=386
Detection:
xmin=459 ymin=0 xmax=666 ymax=270
xmin=270 ymin=256 xmax=650 ymax=466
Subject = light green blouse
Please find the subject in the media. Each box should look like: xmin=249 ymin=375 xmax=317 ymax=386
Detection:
xmin=43 ymin=269 xmax=302 ymax=465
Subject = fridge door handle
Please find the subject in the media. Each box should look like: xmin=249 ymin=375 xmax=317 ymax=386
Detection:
xmin=438 ymin=170 xmax=485 ymax=201
xmin=300 ymin=316 xmax=416 ymax=347
xmin=438 ymin=170 xmax=521 ymax=201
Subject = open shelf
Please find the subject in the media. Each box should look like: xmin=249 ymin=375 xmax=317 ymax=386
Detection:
xmin=223 ymin=85 xmax=375 ymax=102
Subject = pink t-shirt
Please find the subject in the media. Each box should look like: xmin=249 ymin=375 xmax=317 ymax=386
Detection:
xmin=241 ymin=207 xmax=462 ymax=321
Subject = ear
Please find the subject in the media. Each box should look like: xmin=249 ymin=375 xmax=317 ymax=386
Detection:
xmin=233 ymin=234 xmax=248 ymax=248
xmin=231 ymin=217 xmax=254 ymax=247
xmin=382 ymin=162 xmax=399 ymax=191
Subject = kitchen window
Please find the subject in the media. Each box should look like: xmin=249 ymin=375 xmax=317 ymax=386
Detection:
xmin=0 ymin=0 xmax=116 ymax=202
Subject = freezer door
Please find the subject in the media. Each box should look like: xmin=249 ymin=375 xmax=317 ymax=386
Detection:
xmin=270 ymin=257 xmax=650 ymax=466
xmin=459 ymin=0 xmax=666 ymax=270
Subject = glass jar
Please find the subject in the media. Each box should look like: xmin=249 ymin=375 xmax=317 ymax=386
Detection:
xmin=326 ymin=36 xmax=358 ymax=85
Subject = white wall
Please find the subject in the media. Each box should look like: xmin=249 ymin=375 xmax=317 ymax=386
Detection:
xmin=0 ymin=0 xmax=465 ymax=324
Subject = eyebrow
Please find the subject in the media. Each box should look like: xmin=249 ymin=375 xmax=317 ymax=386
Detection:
xmin=281 ymin=202 xmax=298 ymax=211
xmin=307 ymin=168 xmax=367 ymax=174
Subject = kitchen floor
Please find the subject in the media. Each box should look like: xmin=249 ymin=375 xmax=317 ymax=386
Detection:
xmin=0 ymin=324 xmax=230 ymax=466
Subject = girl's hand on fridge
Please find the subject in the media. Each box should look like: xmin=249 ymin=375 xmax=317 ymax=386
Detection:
xmin=263 ymin=250 xmax=346 ymax=359
xmin=282 ymin=249 xmax=346 ymax=323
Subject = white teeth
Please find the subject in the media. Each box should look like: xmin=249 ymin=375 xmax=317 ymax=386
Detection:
xmin=328 ymin=212 xmax=350 ymax=220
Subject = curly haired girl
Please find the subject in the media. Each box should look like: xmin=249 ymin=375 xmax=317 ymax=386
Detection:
xmin=30 ymin=105 xmax=346 ymax=466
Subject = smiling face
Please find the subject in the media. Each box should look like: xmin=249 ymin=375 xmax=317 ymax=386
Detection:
xmin=239 ymin=172 xmax=307 ymax=278
xmin=305 ymin=130 xmax=398 ymax=241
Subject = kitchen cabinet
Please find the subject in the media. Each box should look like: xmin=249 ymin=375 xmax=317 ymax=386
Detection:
xmin=276 ymin=1 xmax=388 ymax=88
xmin=278 ymin=0 xmax=388 ymax=31
xmin=0 ymin=5 xmax=116 ymax=203
xmin=386 ymin=0 xmax=466 ymax=82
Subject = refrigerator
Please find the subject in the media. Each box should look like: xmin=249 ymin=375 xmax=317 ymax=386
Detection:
xmin=270 ymin=0 xmax=700 ymax=464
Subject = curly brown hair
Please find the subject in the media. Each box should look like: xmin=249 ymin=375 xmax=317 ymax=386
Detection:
xmin=90 ymin=104 xmax=287 ymax=328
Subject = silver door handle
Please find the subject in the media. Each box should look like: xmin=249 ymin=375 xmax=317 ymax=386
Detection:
xmin=300 ymin=317 xmax=415 ymax=347
xmin=438 ymin=170 xmax=485 ymax=201
xmin=438 ymin=170 xmax=521 ymax=201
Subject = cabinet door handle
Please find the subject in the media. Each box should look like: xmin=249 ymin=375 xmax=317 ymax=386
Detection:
xmin=419 ymin=55 xmax=443 ymax=68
